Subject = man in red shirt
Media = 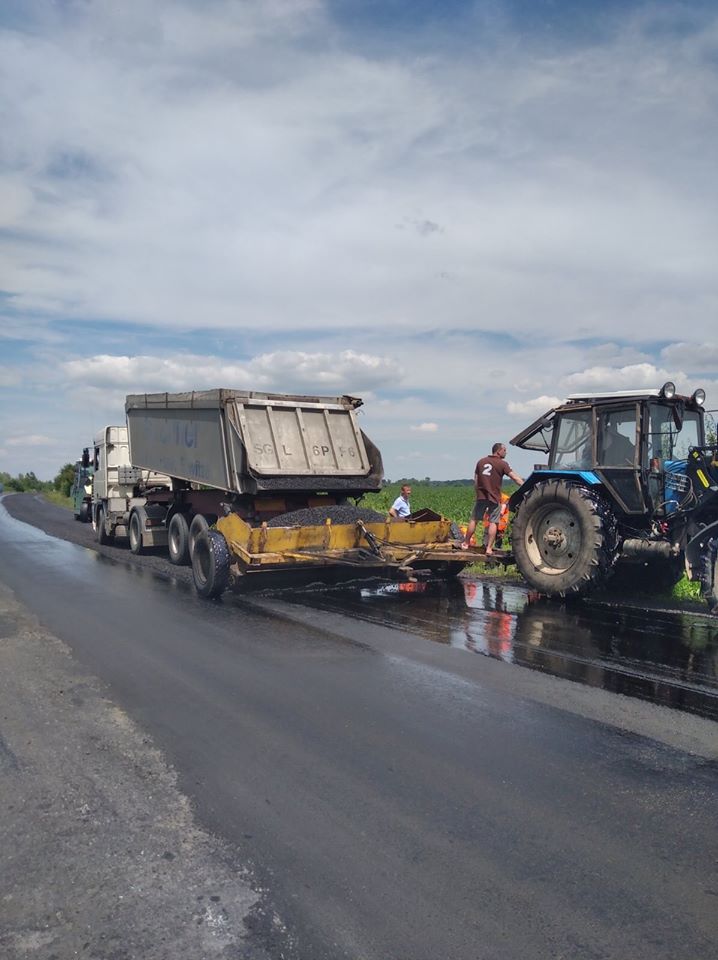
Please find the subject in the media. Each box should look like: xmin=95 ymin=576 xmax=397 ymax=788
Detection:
xmin=461 ymin=443 xmax=523 ymax=555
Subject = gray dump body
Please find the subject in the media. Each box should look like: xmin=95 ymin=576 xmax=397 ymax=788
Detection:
xmin=125 ymin=389 xmax=384 ymax=495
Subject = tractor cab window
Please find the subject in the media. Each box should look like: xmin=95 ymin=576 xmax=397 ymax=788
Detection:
xmin=647 ymin=405 xmax=702 ymax=463
xmin=597 ymin=408 xmax=636 ymax=467
xmin=552 ymin=410 xmax=592 ymax=468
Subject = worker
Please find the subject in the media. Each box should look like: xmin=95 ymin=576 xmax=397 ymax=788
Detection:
xmin=462 ymin=443 xmax=523 ymax=555
xmin=389 ymin=484 xmax=412 ymax=520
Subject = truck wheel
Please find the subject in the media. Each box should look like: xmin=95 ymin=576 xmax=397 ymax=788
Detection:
xmin=512 ymin=480 xmax=616 ymax=597
xmin=168 ymin=512 xmax=190 ymax=565
xmin=188 ymin=514 xmax=209 ymax=560
xmin=192 ymin=530 xmax=231 ymax=599
xmin=128 ymin=508 xmax=146 ymax=555
xmin=95 ymin=505 xmax=113 ymax=545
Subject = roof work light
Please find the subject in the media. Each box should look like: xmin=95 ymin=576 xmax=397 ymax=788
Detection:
xmin=660 ymin=381 xmax=676 ymax=399
xmin=692 ymin=388 xmax=706 ymax=406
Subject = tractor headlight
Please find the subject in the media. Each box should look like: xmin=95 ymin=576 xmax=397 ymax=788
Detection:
xmin=691 ymin=387 xmax=706 ymax=406
xmin=660 ymin=381 xmax=676 ymax=399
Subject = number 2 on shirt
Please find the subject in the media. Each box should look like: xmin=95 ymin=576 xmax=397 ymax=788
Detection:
xmin=482 ymin=464 xmax=493 ymax=475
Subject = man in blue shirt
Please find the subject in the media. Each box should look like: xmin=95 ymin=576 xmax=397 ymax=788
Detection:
xmin=389 ymin=484 xmax=412 ymax=519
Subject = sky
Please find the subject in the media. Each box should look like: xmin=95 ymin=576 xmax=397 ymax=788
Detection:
xmin=1 ymin=0 xmax=717 ymax=481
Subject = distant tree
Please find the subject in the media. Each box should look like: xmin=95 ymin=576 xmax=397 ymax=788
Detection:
xmin=54 ymin=462 xmax=76 ymax=498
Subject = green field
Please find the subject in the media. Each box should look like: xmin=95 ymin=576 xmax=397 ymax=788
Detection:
xmin=362 ymin=482 xmax=479 ymax=524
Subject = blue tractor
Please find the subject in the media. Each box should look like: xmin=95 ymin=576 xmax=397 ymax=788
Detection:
xmin=508 ymin=383 xmax=718 ymax=612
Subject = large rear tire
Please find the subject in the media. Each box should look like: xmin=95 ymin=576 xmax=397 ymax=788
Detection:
xmin=192 ymin=529 xmax=231 ymax=599
xmin=168 ymin=512 xmax=190 ymax=565
xmin=512 ymin=480 xmax=616 ymax=597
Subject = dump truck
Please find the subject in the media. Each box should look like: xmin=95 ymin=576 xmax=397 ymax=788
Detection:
xmin=508 ymin=382 xmax=718 ymax=613
xmin=121 ymin=389 xmax=470 ymax=596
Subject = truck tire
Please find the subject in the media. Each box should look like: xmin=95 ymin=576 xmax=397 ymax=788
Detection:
xmin=128 ymin=508 xmax=146 ymax=555
xmin=188 ymin=514 xmax=210 ymax=560
xmin=168 ymin=512 xmax=190 ymax=565
xmin=192 ymin=529 xmax=231 ymax=599
xmin=512 ymin=480 xmax=616 ymax=597
xmin=95 ymin=505 xmax=113 ymax=545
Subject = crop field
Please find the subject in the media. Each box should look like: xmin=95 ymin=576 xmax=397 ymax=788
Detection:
xmin=362 ymin=483 xmax=479 ymax=524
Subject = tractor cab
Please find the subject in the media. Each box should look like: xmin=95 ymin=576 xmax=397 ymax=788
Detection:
xmin=510 ymin=383 xmax=711 ymax=521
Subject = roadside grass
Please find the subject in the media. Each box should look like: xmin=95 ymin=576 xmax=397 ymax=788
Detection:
xmin=44 ymin=490 xmax=73 ymax=511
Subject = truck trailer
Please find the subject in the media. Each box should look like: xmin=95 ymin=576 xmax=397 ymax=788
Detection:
xmin=114 ymin=389 xmax=472 ymax=596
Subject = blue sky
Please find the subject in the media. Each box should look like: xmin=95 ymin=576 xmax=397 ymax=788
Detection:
xmin=1 ymin=0 xmax=717 ymax=479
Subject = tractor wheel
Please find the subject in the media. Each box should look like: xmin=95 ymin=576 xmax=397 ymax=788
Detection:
xmin=79 ymin=501 xmax=90 ymax=523
xmin=168 ymin=512 xmax=190 ymax=565
xmin=192 ymin=529 xmax=231 ymax=599
xmin=512 ymin=480 xmax=616 ymax=597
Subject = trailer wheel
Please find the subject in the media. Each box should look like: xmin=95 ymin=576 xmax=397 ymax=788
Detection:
xmin=512 ymin=480 xmax=616 ymax=597
xmin=128 ymin=508 xmax=146 ymax=555
xmin=188 ymin=514 xmax=209 ymax=560
xmin=168 ymin=512 xmax=190 ymax=565
xmin=95 ymin=505 xmax=113 ymax=545
xmin=192 ymin=529 xmax=231 ymax=599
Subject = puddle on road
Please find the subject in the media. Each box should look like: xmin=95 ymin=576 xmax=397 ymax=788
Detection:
xmin=277 ymin=578 xmax=718 ymax=721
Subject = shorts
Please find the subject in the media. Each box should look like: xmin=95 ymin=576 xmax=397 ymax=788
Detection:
xmin=471 ymin=499 xmax=502 ymax=524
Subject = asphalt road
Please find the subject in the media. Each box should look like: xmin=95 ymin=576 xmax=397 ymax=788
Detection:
xmin=1 ymin=495 xmax=717 ymax=960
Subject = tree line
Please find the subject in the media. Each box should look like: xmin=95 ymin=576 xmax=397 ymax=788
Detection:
xmin=0 ymin=463 xmax=76 ymax=496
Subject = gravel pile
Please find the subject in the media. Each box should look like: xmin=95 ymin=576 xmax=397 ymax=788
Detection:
xmin=266 ymin=505 xmax=385 ymax=528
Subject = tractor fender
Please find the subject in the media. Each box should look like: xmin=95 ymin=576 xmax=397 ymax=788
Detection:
xmin=509 ymin=471 xmax=603 ymax=511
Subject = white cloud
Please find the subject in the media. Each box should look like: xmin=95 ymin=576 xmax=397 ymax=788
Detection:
xmin=62 ymin=350 xmax=401 ymax=394
xmin=5 ymin=434 xmax=54 ymax=447
xmin=660 ymin=343 xmax=718 ymax=372
xmin=410 ymin=422 xmax=439 ymax=433
xmin=562 ymin=363 xmax=685 ymax=393
xmin=507 ymin=395 xmax=562 ymax=416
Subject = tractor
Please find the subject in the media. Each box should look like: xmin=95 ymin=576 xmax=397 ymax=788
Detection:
xmin=508 ymin=383 xmax=718 ymax=613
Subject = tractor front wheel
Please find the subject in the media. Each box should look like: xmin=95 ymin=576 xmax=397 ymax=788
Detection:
xmin=702 ymin=540 xmax=718 ymax=614
xmin=512 ymin=481 xmax=616 ymax=597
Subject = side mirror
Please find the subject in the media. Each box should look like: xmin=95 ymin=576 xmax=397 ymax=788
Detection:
xmin=672 ymin=402 xmax=684 ymax=431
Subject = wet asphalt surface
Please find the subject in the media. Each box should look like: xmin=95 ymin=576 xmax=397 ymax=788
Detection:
xmin=1 ymin=493 xmax=718 ymax=959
